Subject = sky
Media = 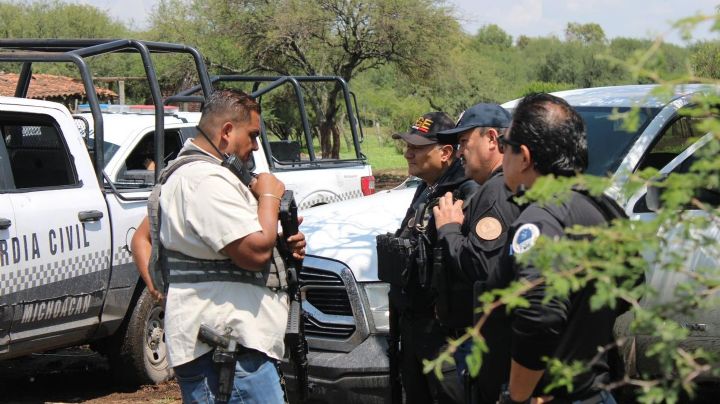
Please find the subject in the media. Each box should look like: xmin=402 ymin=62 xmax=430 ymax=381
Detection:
xmin=67 ymin=0 xmax=718 ymax=45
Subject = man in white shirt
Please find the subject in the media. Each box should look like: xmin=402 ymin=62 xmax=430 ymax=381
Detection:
xmin=157 ymin=89 xmax=305 ymax=403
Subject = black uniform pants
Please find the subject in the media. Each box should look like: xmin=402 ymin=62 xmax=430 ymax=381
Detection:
xmin=399 ymin=312 xmax=463 ymax=404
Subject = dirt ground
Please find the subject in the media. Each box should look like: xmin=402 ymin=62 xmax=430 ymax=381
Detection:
xmin=0 ymin=346 xmax=181 ymax=403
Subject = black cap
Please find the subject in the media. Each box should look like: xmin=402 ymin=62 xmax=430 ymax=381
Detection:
xmin=437 ymin=103 xmax=511 ymax=144
xmin=392 ymin=112 xmax=456 ymax=146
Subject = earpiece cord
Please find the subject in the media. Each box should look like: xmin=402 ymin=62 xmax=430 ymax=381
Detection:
xmin=196 ymin=125 xmax=229 ymax=160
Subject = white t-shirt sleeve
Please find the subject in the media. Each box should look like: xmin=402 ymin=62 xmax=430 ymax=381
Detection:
xmin=185 ymin=171 xmax=263 ymax=252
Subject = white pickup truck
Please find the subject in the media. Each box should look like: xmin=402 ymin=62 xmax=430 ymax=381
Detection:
xmin=0 ymin=38 xmax=375 ymax=388
xmin=0 ymin=95 xmax=163 ymax=383
xmin=291 ymin=84 xmax=720 ymax=402
xmin=78 ymin=106 xmax=375 ymax=209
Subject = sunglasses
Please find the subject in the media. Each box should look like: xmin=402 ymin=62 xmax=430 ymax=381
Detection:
xmin=497 ymin=134 xmax=522 ymax=154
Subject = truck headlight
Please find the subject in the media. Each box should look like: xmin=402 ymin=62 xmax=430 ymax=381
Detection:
xmin=362 ymin=282 xmax=390 ymax=333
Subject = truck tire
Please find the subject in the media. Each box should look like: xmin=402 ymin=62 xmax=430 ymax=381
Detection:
xmin=109 ymin=288 xmax=173 ymax=385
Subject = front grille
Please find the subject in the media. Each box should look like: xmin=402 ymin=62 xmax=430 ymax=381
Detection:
xmin=304 ymin=315 xmax=355 ymax=339
xmin=305 ymin=289 xmax=352 ymax=315
xmin=300 ymin=266 xmax=355 ymax=339
xmin=300 ymin=267 xmax=352 ymax=316
xmin=300 ymin=267 xmax=344 ymax=287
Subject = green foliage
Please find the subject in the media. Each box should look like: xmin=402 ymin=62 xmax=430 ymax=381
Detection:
xmin=0 ymin=0 xmax=128 ymax=39
xmin=690 ymin=40 xmax=720 ymax=78
xmin=520 ymin=81 xmax=574 ymax=96
xmin=565 ymin=22 xmax=607 ymax=44
xmin=472 ymin=24 xmax=512 ymax=49
xmin=147 ymin=0 xmax=463 ymax=158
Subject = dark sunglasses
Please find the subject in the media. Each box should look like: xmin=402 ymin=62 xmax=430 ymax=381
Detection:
xmin=498 ymin=134 xmax=522 ymax=154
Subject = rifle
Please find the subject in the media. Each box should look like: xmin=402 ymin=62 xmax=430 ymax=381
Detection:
xmin=279 ymin=190 xmax=310 ymax=402
xmin=387 ymin=303 xmax=403 ymax=403
xmin=197 ymin=325 xmax=237 ymax=404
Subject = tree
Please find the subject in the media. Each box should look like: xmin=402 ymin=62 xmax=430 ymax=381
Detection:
xmin=150 ymin=0 xmax=461 ymax=159
xmin=0 ymin=1 xmax=153 ymax=101
xmin=565 ymin=22 xmax=607 ymax=44
xmin=472 ymin=24 xmax=512 ymax=49
xmin=0 ymin=0 xmax=128 ymax=39
xmin=690 ymin=40 xmax=720 ymax=79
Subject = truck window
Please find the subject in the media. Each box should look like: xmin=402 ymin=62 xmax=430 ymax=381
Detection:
xmin=575 ymin=106 xmax=658 ymax=177
xmin=638 ymin=116 xmax=702 ymax=171
xmin=115 ymin=130 xmax=183 ymax=188
xmin=1 ymin=117 xmax=77 ymax=189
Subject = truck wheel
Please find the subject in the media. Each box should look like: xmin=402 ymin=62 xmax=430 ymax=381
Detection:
xmin=109 ymin=288 xmax=173 ymax=385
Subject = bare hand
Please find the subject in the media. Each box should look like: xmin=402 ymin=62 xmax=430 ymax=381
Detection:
xmin=433 ymin=192 xmax=464 ymax=229
xmin=250 ymin=173 xmax=285 ymax=200
xmin=148 ymin=287 xmax=164 ymax=303
xmin=287 ymin=216 xmax=306 ymax=260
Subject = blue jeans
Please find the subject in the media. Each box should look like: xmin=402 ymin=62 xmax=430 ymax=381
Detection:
xmin=174 ymin=350 xmax=285 ymax=404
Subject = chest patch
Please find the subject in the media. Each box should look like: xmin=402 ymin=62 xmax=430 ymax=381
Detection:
xmin=475 ymin=217 xmax=502 ymax=240
xmin=511 ymin=223 xmax=540 ymax=255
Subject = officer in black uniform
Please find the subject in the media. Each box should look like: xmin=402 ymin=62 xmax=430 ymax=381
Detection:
xmin=495 ymin=93 xmax=618 ymax=404
xmin=385 ymin=112 xmax=478 ymax=403
xmin=432 ymin=103 xmax=521 ymax=403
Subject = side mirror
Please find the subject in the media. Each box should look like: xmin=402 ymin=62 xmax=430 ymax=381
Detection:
xmin=646 ymin=185 xmax=662 ymax=212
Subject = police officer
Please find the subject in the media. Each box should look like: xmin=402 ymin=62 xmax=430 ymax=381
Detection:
xmin=387 ymin=112 xmax=478 ymax=403
xmin=496 ymin=93 xmax=618 ymax=404
xmin=141 ymin=89 xmax=306 ymax=404
xmin=432 ymin=103 xmax=521 ymax=403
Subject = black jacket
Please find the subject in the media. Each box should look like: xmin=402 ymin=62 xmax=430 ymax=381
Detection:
xmin=389 ymin=158 xmax=479 ymax=315
xmin=496 ymin=190 xmax=616 ymax=401
xmin=435 ymin=170 xmax=521 ymax=329
xmin=434 ymin=170 xmax=521 ymax=404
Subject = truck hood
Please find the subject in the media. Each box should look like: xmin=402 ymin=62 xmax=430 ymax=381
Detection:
xmin=299 ymin=184 xmax=416 ymax=282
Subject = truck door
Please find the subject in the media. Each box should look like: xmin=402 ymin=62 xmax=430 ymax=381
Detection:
xmin=1 ymin=110 xmax=111 ymax=353
xmin=0 ymin=138 xmax=17 ymax=354
xmin=628 ymin=134 xmax=720 ymax=374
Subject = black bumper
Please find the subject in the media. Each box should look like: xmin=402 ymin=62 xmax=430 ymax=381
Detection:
xmin=282 ymin=334 xmax=390 ymax=404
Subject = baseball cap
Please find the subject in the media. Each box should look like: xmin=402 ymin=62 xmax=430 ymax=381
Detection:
xmin=437 ymin=103 xmax=511 ymax=144
xmin=392 ymin=112 xmax=455 ymax=146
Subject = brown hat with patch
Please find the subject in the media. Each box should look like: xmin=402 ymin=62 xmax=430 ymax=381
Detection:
xmin=392 ymin=112 xmax=456 ymax=146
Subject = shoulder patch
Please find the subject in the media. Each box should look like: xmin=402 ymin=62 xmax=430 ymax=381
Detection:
xmin=511 ymin=223 xmax=540 ymax=255
xmin=475 ymin=217 xmax=502 ymax=240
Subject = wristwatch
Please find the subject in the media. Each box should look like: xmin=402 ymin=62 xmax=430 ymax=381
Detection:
xmin=498 ymin=387 xmax=531 ymax=404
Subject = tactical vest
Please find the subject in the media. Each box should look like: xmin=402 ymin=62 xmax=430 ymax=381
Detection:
xmin=378 ymin=185 xmax=476 ymax=290
xmin=147 ymin=151 xmax=288 ymax=294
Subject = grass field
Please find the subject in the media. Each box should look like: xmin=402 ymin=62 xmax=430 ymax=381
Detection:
xmin=339 ymin=131 xmax=407 ymax=171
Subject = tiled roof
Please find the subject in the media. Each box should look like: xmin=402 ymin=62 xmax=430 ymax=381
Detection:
xmin=0 ymin=73 xmax=117 ymax=99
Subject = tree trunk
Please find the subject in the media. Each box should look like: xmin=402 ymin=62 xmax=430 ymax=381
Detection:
xmin=320 ymin=121 xmax=332 ymax=158
xmin=331 ymin=124 xmax=341 ymax=159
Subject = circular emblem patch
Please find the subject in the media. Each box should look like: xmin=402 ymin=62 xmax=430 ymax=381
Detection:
xmin=511 ymin=223 xmax=540 ymax=255
xmin=407 ymin=217 xmax=416 ymax=228
xmin=475 ymin=217 xmax=502 ymax=240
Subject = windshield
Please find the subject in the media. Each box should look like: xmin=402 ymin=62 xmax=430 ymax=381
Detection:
xmin=576 ymin=107 xmax=659 ymax=176
xmin=86 ymin=138 xmax=121 ymax=167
